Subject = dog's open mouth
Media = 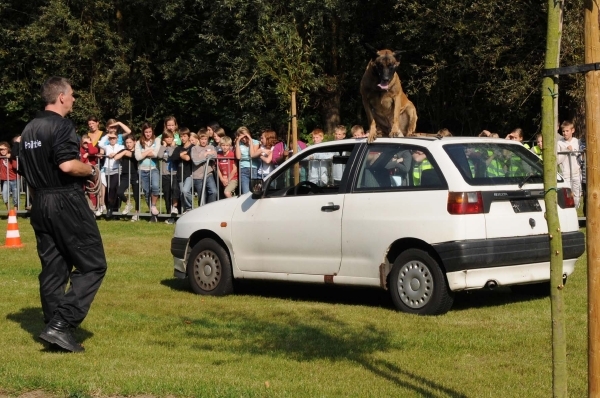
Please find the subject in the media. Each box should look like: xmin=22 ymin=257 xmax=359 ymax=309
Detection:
xmin=377 ymin=83 xmax=390 ymax=90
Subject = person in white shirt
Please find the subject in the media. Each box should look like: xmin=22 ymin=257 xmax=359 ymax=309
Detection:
xmin=100 ymin=131 xmax=124 ymax=219
xmin=556 ymin=120 xmax=581 ymax=207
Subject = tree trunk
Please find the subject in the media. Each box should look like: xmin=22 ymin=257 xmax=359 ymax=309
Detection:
xmin=321 ymin=88 xmax=341 ymax=135
xmin=542 ymin=1 xmax=566 ymax=397
xmin=584 ymin=1 xmax=600 ymax=395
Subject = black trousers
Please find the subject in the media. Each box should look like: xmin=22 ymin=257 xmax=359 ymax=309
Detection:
xmin=161 ymin=174 xmax=180 ymax=212
xmin=117 ymin=173 xmax=140 ymax=211
xmin=106 ymin=173 xmax=120 ymax=211
xmin=31 ymin=185 xmax=107 ymax=327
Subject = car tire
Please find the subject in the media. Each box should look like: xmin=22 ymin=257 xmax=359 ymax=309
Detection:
xmin=389 ymin=249 xmax=454 ymax=315
xmin=187 ymin=238 xmax=233 ymax=296
xmin=510 ymin=282 xmax=551 ymax=296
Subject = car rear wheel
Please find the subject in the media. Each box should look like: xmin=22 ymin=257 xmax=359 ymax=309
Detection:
xmin=390 ymin=249 xmax=454 ymax=315
xmin=187 ymin=238 xmax=233 ymax=296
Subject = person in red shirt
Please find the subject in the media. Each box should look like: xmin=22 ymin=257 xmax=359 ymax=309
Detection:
xmin=0 ymin=141 xmax=18 ymax=209
xmin=80 ymin=134 xmax=100 ymax=208
xmin=217 ymin=136 xmax=238 ymax=198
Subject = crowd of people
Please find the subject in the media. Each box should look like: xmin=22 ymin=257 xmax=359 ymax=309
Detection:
xmin=0 ymin=118 xmax=587 ymax=221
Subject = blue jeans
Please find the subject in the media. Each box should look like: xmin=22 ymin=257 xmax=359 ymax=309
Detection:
xmin=193 ymin=173 xmax=217 ymax=206
xmin=1 ymin=180 xmax=18 ymax=207
xmin=140 ymin=169 xmax=160 ymax=207
xmin=180 ymin=176 xmax=193 ymax=211
xmin=239 ymin=167 xmax=258 ymax=194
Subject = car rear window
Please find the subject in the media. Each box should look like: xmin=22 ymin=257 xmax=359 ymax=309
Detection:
xmin=443 ymin=143 xmax=547 ymax=186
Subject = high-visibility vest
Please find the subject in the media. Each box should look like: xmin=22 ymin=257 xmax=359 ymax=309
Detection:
xmin=531 ymin=145 xmax=543 ymax=160
xmin=413 ymin=159 xmax=433 ymax=185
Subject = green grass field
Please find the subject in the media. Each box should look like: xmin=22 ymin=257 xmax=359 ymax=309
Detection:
xmin=0 ymin=216 xmax=588 ymax=397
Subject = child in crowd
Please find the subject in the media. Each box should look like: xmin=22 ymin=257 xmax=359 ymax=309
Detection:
xmin=99 ymin=118 xmax=130 ymax=147
xmin=235 ymin=126 xmax=260 ymax=194
xmin=86 ymin=116 xmax=106 ymax=215
xmin=217 ymin=136 xmax=238 ymax=198
xmin=158 ymin=116 xmax=181 ymax=146
xmin=308 ymin=128 xmax=331 ymax=186
xmin=135 ymin=122 xmax=161 ymax=220
xmin=332 ymin=125 xmax=347 ymax=184
xmin=158 ymin=131 xmax=180 ymax=224
xmin=114 ymin=134 xmax=141 ymax=221
xmin=101 ymin=131 xmax=125 ymax=219
xmin=505 ymin=128 xmax=530 ymax=148
xmin=436 ymin=128 xmax=453 ymax=137
xmin=212 ymin=127 xmax=227 ymax=154
xmin=80 ymin=134 xmax=100 ymax=210
xmin=191 ymin=131 xmax=218 ymax=205
xmin=258 ymin=130 xmax=277 ymax=179
xmin=0 ymin=141 xmax=18 ymax=210
xmin=532 ymin=133 xmax=543 ymax=160
xmin=557 ymin=120 xmax=581 ymax=208
xmin=351 ymin=125 xmax=367 ymax=138
xmin=207 ymin=121 xmax=220 ymax=146
xmin=172 ymin=128 xmax=194 ymax=213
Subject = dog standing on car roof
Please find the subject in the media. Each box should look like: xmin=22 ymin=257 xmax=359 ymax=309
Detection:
xmin=18 ymin=76 xmax=107 ymax=353
xmin=360 ymin=43 xmax=418 ymax=143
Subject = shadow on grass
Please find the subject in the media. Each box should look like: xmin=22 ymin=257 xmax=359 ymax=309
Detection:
xmin=162 ymin=277 xmax=545 ymax=312
xmin=6 ymin=307 xmax=94 ymax=348
xmin=451 ymin=287 xmax=545 ymax=311
xmin=174 ymin=307 xmax=468 ymax=397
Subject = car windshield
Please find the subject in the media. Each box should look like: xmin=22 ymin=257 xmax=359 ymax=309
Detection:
xmin=443 ymin=143 xmax=550 ymax=186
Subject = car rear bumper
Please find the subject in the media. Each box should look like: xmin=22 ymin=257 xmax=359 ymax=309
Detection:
xmin=446 ymin=259 xmax=577 ymax=291
xmin=433 ymin=231 xmax=585 ymax=273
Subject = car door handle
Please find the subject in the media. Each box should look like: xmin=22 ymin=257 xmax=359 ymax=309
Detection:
xmin=321 ymin=203 xmax=340 ymax=212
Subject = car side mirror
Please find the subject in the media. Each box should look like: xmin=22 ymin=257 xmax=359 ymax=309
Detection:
xmin=250 ymin=178 xmax=264 ymax=199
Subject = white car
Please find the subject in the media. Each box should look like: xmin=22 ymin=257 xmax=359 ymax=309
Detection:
xmin=170 ymin=137 xmax=585 ymax=315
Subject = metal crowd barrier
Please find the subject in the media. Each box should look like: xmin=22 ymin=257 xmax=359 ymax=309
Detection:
xmin=0 ymin=153 xmax=246 ymax=219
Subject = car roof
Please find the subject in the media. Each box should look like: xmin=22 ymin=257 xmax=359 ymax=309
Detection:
xmin=312 ymin=136 xmax=525 ymax=150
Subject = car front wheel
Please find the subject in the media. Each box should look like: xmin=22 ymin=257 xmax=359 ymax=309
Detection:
xmin=187 ymin=238 xmax=233 ymax=296
xmin=389 ymin=249 xmax=454 ymax=315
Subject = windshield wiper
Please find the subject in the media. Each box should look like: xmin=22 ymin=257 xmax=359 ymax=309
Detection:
xmin=518 ymin=173 xmax=537 ymax=189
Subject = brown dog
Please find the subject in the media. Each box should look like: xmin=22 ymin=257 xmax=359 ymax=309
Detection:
xmin=360 ymin=44 xmax=418 ymax=143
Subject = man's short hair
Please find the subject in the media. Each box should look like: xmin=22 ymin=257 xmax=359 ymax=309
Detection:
xmin=41 ymin=76 xmax=71 ymax=105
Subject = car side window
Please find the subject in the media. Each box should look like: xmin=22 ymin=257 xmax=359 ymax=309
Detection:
xmin=265 ymin=144 xmax=355 ymax=197
xmin=354 ymin=144 xmax=445 ymax=190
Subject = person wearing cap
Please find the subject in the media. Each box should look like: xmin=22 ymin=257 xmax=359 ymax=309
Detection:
xmin=18 ymin=76 xmax=107 ymax=352
xmin=100 ymin=130 xmax=124 ymax=219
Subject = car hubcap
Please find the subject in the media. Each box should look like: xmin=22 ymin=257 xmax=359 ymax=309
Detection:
xmin=397 ymin=260 xmax=433 ymax=309
xmin=192 ymin=250 xmax=221 ymax=291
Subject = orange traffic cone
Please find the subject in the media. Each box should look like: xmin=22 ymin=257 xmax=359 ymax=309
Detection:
xmin=3 ymin=209 xmax=24 ymax=248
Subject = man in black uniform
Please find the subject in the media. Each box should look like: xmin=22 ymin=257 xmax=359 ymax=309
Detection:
xmin=19 ymin=76 xmax=107 ymax=352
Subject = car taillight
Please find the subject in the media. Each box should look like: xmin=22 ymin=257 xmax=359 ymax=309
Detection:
xmin=557 ymin=188 xmax=575 ymax=208
xmin=447 ymin=192 xmax=484 ymax=214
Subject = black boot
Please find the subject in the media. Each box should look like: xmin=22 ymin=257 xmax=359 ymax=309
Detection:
xmin=39 ymin=318 xmax=84 ymax=352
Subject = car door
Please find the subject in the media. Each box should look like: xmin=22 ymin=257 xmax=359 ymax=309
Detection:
xmin=231 ymin=143 xmax=357 ymax=275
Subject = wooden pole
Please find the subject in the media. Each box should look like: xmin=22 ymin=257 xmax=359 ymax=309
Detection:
xmin=542 ymin=0 xmax=566 ymax=396
xmin=584 ymin=1 xmax=600 ymax=395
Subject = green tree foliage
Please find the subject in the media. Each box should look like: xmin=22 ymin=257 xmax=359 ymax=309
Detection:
xmin=0 ymin=0 xmax=585 ymax=141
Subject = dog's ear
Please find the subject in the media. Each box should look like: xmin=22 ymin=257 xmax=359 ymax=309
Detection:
xmin=393 ymin=50 xmax=403 ymax=62
xmin=363 ymin=43 xmax=379 ymax=59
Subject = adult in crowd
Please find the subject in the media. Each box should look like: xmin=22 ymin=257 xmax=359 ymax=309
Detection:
xmin=18 ymin=76 xmax=107 ymax=352
xmin=0 ymin=141 xmax=19 ymax=209
xmin=86 ymin=116 xmax=106 ymax=215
